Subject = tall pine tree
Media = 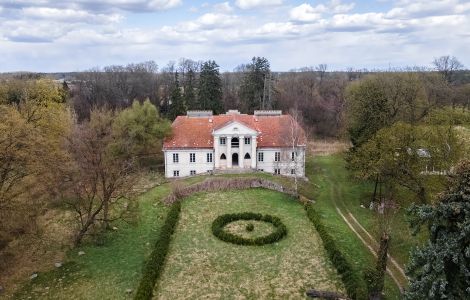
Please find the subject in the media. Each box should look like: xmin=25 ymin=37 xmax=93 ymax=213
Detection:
xmin=184 ymin=69 xmax=197 ymax=110
xmin=239 ymin=57 xmax=272 ymax=113
xmin=405 ymin=160 xmax=470 ymax=299
xmin=197 ymin=60 xmax=223 ymax=113
xmin=168 ymin=71 xmax=186 ymax=120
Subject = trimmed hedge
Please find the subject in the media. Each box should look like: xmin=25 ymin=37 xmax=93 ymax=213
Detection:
xmin=212 ymin=212 xmax=287 ymax=246
xmin=134 ymin=201 xmax=181 ymax=300
xmin=305 ymin=204 xmax=367 ymax=299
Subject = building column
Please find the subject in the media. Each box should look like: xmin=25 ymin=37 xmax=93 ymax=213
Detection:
xmin=239 ymin=136 xmax=244 ymax=169
xmin=227 ymin=136 xmax=232 ymax=168
xmin=214 ymin=136 xmax=219 ymax=169
xmin=251 ymin=136 xmax=257 ymax=169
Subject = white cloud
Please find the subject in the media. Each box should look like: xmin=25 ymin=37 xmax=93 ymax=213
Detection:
xmin=289 ymin=4 xmax=324 ymax=22
xmin=330 ymin=0 xmax=355 ymax=14
xmin=1 ymin=0 xmax=470 ymax=72
xmin=235 ymin=0 xmax=283 ymax=10
xmin=22 ymin=7 xmax=123 ymax=23
xmin=0 ymin=0 xmax=182 ymax=12
xmin=289 ymin=1 xmax=355 ymax=23
xmin=213 ymin=2 xmax=233 ymax=13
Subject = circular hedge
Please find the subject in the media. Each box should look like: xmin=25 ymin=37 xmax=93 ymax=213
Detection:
xmin=211 ymin=212 xmax=287 ymax=246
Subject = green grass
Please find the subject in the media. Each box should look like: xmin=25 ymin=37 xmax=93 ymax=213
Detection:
xmin=13 ymin=185 xmax=172 ymax=300
xmin=307 ymin=154 xmax=425 ymax=299
xmin=154 ymin=189 xmax=345 ymax=299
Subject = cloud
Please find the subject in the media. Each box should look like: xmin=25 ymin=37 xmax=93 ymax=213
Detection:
xmin=235 ymin=0 xmax=283 ymax=10
xmin=213 ymin=2 xmax=233 ymax=13
xmin=289 ymin=1 xmax=355 ymax=23
xmin=0 ymin=0 xmax=182 ymax=12
xmin=386 ymin=0 xmax=464 ymax=19
xmin=21 ymin=7 xmax=123 ymax=23
xmin=290 ymin=4 xmax=324 ymax=22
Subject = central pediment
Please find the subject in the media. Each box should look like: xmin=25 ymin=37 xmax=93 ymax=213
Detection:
xmin=212 ymin=120 xmax=258 ymax=136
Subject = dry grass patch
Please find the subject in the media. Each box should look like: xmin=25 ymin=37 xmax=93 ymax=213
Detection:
xmin=154 ymin=189 xmax=344 ymax=299
xmin=308 ymin=140 xmax=350 ymax=156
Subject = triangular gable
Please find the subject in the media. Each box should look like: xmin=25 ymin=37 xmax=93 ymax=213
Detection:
xmin=212 ymin=120 xmax=258 ymax=136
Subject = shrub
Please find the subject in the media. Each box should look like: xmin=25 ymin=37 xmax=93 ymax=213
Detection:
xmin=246 ymin=223 xmax=254 ymax=232
xmin=305 ymin=204 xmax=367 ymax=299
xmin=212 ymin=212 xmax=287 ymax=246
xmin=164 ymin=178 xmax=298 ymax=204
xmin=134 ymin=201 xmax=181 ymax=300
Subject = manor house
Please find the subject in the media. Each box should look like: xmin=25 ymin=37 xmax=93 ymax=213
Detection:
xmin=163 ymin=110 xmax=306 ymax=178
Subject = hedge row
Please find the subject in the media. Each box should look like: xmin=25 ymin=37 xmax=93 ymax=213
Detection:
xmin=134 ymin=201 xmax=181 ymax=300
xmin=165 ymin=178 xmax=298 ymax=204
xmin=305 ymin=204 xmax=367 ymax=299
xmin=212 ymin=212 xmax=287 ymax=246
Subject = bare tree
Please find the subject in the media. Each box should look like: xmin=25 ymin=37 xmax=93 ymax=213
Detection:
xmin=277 ymin=108 xmax=306 ymax=195
xmin=63 ymin=108 xmax=138 ymax=245
xmin=432 ymin=55 xmax=464 ymax=83
xmin=316 ymin=64 xmax=328 ymax=83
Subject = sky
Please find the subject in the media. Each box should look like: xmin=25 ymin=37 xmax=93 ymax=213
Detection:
xmin=0 ymin=0 xmax=469 ymax=72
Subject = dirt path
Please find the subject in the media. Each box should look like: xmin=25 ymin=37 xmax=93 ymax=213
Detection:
xmin=327 ymin=180 xmax=408 ymax=293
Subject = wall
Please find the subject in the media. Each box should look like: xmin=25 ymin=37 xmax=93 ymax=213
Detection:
xmin=256 ymin=147 xmax=305 ymax=177
xmin=164 ymin=149 xmax=215 ymax=178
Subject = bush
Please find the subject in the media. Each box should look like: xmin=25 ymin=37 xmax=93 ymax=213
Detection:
xmin=134 ymin=201 xmax=181 ymax=300
xmin=246 ymin=223 xmax=254 ymax=232
xmin=305 ymin=204 xmax=367 ymax=299
xmin=212 ymin=212 xmax=287 ymax=246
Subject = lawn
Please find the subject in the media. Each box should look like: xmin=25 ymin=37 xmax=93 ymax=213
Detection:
xmin=307 ymin=154 xmax=427 ymax=299
xmin=13 ymin=184 xmax=172 ymax=300
xmin=154 ymin=189 xmax=344 ymax=299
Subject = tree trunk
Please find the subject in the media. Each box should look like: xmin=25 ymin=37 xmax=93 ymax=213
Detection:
xmin=369 ymin=232 xmax=390 ymax=300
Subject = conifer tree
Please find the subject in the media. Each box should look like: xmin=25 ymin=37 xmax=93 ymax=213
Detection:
xmin=168 ymin=72 xmax=186 ymax=120
xmin=197 ymin=60 xmax=223 ymax=113
xmin=405 ymin=160 xmax=470 ymax=299
xmin=184 ymin=69 xmax=197 ymax=110
xmin=239 ymin=57 xmax=272 ymax=113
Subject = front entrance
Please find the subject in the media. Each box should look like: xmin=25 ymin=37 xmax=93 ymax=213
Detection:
xmin=232 ymin=153 xmax=239 ymax=167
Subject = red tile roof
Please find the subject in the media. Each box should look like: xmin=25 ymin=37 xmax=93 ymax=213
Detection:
xmin=163 ymin=113 xmax=306 ymax=149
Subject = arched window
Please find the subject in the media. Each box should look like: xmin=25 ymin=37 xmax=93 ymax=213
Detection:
xmin=220 ymin=153 xmax=226 ymax=160
xmin=244 ymin=153 xmax=251 ymax=159
xmin=231 ymin=137 xmax=239 ymax=148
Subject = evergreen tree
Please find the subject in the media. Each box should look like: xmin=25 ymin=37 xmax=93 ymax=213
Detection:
xmin=239 ymin=57 xmax=272 ymax=113
xmin=197 ymin=60 xmax=223 ymax=113
xmin=405 ymin=160 xmax=470 ymax=299
xmin=168 ymin=72 xmax=186 ymax=120
xmin=184 ymin=69 xmax=197 ymax=110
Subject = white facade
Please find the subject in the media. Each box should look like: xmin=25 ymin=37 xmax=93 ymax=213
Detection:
xmin=163 ymin=120 xmax=305 ymax=178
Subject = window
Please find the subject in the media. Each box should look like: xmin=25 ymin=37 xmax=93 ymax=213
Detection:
xmin=172 ymin=153 xmax=179 ymax=163
xmin=291 ymin=169 xmax=296 ymax=175
xmin=291 ymin=152 xmax=296 ymax=161
xmin=207 ymin=153 xmax=213 ymax=163
xmin=231 ymin=137 xmax=239 ymax=148
xmin=190 ymin=153 xmax=196 ymax=163
xmin=190 ymin=170 xmax=196 ymax=175
xmin=244 ymin=137 xmax=251 ymax=145
xmin=220 ymin=137 xmax=226 ymax=145
xmin=220 ymin=153 xmax=226 ymax=160
xmin=173 ymin=170 xmax=179 ymax=177
xmin=274 ymin=168 xmax=280 ymax=175
xmin=244 ymin=153 xmax=251 ymax=159
xmin=258 ymin=152 xmax=264 ymax=162
xmin=275 ymin=152 xmax=281 ymax=162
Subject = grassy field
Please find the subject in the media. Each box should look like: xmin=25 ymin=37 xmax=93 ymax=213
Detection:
xmin=307 ymin=154 xmax=428 ymax=299
xmin=11 ymin=152 xmax=421 ymax=300
xmin=13 ymin=185 xmax=172 ymax=300
xmin=154 ymin=189 xmax=344 ymax=299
